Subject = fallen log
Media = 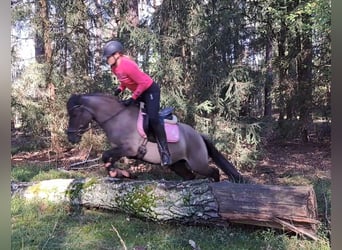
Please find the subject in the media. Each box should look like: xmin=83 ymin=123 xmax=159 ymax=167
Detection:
xmin=11 ymin=178 xmax=319 ymax=240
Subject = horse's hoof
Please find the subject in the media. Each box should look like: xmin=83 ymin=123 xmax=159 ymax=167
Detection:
xmin=104 ymin=162 xmax=112 ymax=168
xmin=109 ymin=170 xmax=118 ymax=177
xmin=108 ymin=168 xmax=134 ymax=179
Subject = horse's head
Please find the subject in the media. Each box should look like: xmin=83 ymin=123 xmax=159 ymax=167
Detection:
xmin=66 ymin=94 xmax=93 ymax=144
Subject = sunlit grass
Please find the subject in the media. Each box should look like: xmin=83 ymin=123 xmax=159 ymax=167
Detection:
xmin=11 ymin=164 xmax=88 ymax=182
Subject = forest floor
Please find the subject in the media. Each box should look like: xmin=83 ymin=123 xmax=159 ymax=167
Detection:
xmin=11 ymin=132 xmax=332 ymax=245
xmin=245 ymin=139 xmax=331 ymax=185
xmin=11 ymin=131 xmax=331 ymax=186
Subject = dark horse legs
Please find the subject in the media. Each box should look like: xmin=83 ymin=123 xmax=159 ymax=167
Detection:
xmin=102 ymin=148 xmax=124 ymax=163
xmin=169 ymin=160 xmax=220 ymax=182
xmin=102 ymin=147 xmax=220 ymax=182
xmin=101 ymin=147 xmax=126 ymax=176
xmin=169 ymin=160 xmax=196 ymax=180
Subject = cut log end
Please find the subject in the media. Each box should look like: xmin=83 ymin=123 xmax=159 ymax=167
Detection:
xmin=209 ymin=182 xmax=319 ymax=240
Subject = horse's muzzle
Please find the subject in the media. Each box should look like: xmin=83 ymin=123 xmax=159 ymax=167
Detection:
xmin=70 ymin=137 xmax=82 ymax=144
xmin=67 ymin=133 xmax=81 ymax=144
xmin=65 ymin=129 xmax=82 ymax=144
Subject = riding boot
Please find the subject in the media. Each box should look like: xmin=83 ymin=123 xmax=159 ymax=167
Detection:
xmin=154 ymin=125 xmax=172 ymax=166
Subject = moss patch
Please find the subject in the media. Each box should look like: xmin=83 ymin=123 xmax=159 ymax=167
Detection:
xmin=115 ymin=184 xmax=157 ymax=218
xmin=65 ymin=178 xmax=98 ymax=200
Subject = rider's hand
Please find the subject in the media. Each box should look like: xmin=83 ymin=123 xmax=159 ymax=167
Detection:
xmin=113 ymin=88 xmax=121 ymax=96
xmin=122 ymin=97 xmax=136 ymax=106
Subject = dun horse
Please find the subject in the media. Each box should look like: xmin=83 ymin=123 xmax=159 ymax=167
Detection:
xmin=66 ymin=93 xmax=244 ymax=182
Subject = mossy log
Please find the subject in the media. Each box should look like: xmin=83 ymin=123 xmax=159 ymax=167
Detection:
xmin=11 ymin=178 xmax=319 ymax=240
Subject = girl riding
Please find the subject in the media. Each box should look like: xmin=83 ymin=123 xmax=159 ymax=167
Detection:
xmin=103 ymin=40 xmax=172 ymax=166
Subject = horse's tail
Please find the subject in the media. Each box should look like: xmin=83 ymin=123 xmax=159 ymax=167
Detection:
xmin=201 ymin=134 xmax=246 ymax=183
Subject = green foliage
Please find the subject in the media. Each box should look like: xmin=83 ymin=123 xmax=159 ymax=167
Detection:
xmin=313 ymin=177 xmax=331 ymax=224
xmin=210 ymin=119 xmax=262 ymax=169
xmin=12 ymin=165 xmax=43 ymax=182
xmin=12 ymin=63 xmax=49 ymax=134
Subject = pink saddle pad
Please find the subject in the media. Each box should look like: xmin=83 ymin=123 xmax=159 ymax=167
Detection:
xmin=137 ymin=111 xmax=179 ymax=143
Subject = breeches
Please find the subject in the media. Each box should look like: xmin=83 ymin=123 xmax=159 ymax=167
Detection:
xmin=138 ymin=82 xmax=163 ymax=131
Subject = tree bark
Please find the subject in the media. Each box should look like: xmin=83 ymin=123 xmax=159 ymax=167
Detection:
xmin=11 ymin=178 xmax=319 ymax=240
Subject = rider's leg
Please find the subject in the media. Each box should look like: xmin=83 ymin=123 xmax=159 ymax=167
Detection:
xmin=150 ymin=118 xmax=172 ymax=166
xmin=142 ymin=82 xmax=172 ymax=166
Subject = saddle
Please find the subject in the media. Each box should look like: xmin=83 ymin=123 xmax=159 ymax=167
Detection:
xmin=137 ymin=103 xmax=180 ymax=143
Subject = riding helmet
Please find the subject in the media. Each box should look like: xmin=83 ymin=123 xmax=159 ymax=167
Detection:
xmin=103 ymin=40 xmax=124 ymax=58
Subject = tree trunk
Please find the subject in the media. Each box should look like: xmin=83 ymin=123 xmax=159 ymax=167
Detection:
xmin=264 ymin=36 xmax=273 ymax=118
xmin=297 ymin=11 xmax=314 ymax=143
xmin=11 ymin=178 xmax=319 ymax=240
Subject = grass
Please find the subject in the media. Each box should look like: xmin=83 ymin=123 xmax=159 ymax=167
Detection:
xmin=11 ymin=164 xmax=331 ymax=250
xmin=11 ymin=197 xmax=330 ymax=250
xmin=11 ymin=164 xmax=90 ymax=182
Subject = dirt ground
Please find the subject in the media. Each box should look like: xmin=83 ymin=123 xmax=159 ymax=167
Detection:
xmin=247 ymin=140 xmax=331 ymax=185
xmin=11 ymin=131 xmax=331 ymax=186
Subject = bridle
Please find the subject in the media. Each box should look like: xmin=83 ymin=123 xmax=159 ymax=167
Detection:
xmin=66 ymin=103 xmax=126 ymax=136
xmin=65 ymin=105 xmax=92 ymax=135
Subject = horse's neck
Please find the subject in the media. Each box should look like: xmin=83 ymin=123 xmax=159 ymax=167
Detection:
xmin=84 ymin=95 xmax=122 ymax=120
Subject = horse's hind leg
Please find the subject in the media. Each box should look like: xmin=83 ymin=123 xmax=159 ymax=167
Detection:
xmin=187 ymin=158 xmax=220 ymax=182
xmin=199 ymin=166 xmax=220 ymax=182
xmin=181 ymin=127 xmax=220 ymax=182
xmin=169 ymin=160 xmax=196 ymax=180
xmin=209 ymin=167 xmax=220 ymax=182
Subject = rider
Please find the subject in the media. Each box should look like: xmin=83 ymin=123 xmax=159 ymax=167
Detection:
xmin=103 ymin=40 xmax=172 ymax=166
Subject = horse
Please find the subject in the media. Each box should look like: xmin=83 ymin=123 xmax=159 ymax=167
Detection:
xmin=66 ymin=93 xmax=245 ymax=183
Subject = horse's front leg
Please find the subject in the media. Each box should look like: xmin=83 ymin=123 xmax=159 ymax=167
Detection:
xmin=102 ymin=147 xmax=125 ymax=177
xmin=102 ymin=148 xmax=123 ymax=164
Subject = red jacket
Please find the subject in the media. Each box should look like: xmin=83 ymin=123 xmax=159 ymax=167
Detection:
xmin=112 ymin=56 xmax=153 ymax=100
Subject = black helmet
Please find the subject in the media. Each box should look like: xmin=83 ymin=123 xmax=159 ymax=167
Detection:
xmin=103 ymin=40 xmax=123 ymax=58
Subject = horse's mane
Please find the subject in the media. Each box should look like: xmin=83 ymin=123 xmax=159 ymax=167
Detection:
xmin=85 ymin=92 xmax=119 ymax=102
xmin=67 ymin=93 xmax=118 ymax=112
xmin=86 ymin=92 xmax=114 ymax=98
